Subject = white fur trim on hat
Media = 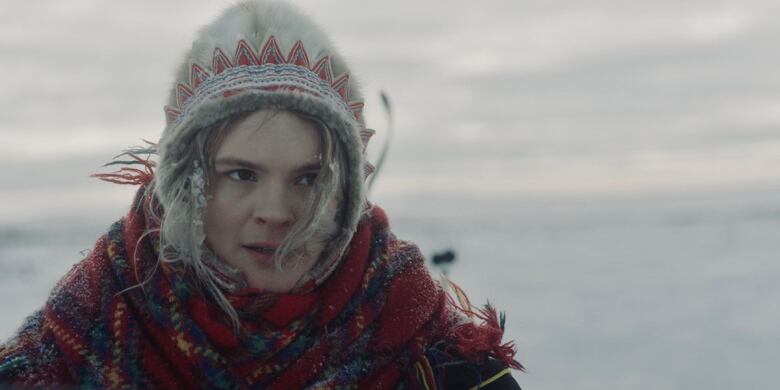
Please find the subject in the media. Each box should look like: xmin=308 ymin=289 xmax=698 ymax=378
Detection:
xmin=154 ymin=0 xmax=371 ymax=285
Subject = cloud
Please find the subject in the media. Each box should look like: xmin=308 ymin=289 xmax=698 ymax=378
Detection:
xmin=2 ymin=0 xmax=780 ymax=196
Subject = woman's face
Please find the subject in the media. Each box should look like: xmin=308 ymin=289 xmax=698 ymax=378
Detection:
xmin=203 ymin=109 xmax=334 ymax=292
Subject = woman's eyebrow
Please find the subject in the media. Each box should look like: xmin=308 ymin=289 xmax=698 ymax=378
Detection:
xmin=214 ymin=157 xmax=321 ymax=173
xmin=214 ymin=157 xmax=261 ymax=170
xmin=294 ymin=163 xmax=322 ymax=173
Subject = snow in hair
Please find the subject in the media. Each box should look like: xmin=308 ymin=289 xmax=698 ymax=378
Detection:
xmin=151 ymin=112 xmax=348 ymax=332
xmin=151 ymin=0 xmax=369 ymax=332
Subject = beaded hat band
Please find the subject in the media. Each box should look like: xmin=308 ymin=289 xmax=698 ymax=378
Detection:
xmin=163 ymin=37 xmax=374 ymax=153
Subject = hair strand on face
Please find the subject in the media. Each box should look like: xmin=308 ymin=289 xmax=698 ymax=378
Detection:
xmin=151 ymin=109 xmax=348 ymax=333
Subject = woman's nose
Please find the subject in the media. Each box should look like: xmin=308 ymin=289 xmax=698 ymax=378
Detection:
xmin=252 ymin=184 xmax=295 ymax=226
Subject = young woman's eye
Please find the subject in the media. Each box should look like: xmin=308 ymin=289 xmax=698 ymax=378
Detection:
xmin=296 ymin=173 xmax=318 ymax=186
xmin=227 ymin=169 xmax=256 ymax=182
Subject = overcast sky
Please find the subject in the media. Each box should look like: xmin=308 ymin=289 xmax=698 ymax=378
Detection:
xmin=1 ymin=0 xmax=780 ymax=220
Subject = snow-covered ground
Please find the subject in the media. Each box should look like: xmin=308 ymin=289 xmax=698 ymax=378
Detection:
xmin=2 ymin=186 xmax=778 ymax=389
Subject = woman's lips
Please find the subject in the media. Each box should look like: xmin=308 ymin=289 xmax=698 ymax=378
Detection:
xmin=243 ymin=245 xmax=277 ymax=266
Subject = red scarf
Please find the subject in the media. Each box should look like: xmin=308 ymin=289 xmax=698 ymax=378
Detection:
xmin=0 ymin=186 xmax=520 ymax=388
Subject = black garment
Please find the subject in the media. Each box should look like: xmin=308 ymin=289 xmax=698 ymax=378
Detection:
xmin=442 ymin=358 xmax=521 ymax=389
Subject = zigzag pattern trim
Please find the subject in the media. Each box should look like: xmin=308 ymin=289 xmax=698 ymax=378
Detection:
xmin=165 ymin=37 xmax=365 ymax=131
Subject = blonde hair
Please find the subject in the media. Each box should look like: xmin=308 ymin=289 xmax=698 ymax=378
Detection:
xmin=151 ymin=108 xmax=349 ymax=332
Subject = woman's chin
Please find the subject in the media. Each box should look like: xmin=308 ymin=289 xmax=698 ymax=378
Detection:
xmin=246 ymin=274 xmax=295 ymax=293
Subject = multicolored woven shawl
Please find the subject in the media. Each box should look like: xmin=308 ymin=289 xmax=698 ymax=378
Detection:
xmin=0 ymin=187 xmax=520 ymax=388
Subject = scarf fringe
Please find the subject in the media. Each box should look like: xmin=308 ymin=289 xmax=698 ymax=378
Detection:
xmin=91 ymin=141 xmax=158 ymax=186
xmin=445 ymin=279 xmax=524 ymax=371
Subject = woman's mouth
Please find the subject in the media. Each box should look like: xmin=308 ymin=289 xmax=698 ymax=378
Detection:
xmin=248 ymin=246 xmax=275 ymax=254
xmin=243 ymin=244 xmax=278 ymax=266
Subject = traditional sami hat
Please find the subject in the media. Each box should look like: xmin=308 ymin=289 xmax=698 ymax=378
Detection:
xmin=160 ymin=0 xmax=372 ymax=146
xmin=154 ymin=0 xmax=372 ymax=273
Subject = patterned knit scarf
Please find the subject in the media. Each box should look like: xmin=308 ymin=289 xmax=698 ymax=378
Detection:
xmin=0 ymin=186 xmax=520 ymax=388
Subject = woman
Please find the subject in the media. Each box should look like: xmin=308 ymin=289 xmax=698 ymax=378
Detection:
xmin=0 ymin=1 xmax=521 ymax=388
